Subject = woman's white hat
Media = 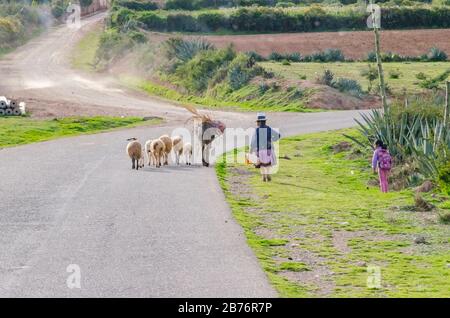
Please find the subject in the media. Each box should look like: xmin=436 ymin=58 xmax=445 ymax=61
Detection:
xmin=256 ymin=113 xmax=267 ymax=122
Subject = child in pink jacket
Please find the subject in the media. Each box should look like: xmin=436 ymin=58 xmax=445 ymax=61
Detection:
xmin=372 ymin=140 xmax=392 ymax=193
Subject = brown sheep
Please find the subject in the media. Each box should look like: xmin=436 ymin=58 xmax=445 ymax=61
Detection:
xmin=150 ymin=139 xmax=165 ymax=168
xmin=159 ymin=135 xmax=173 ymax=165
xmin=126 ymin=138 xmax=144 ymax=170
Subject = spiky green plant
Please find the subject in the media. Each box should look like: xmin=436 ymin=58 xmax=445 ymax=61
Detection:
xmin=164 ymin=37 xmax=215 ymax=63
xmin=346 ymin=108 xmax=450 ymax=180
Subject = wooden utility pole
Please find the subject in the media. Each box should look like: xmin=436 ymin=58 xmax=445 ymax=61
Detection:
xmin=370 ymin=0 xmax=388 ymax=113
xmin=445 ymin=81 xmax=450 ymax=127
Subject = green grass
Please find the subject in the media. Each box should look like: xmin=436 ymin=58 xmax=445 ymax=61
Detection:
xmin=0 ymin=116 xmax=162 ymax=148
xmin=71 ymin=27 xmax=101 ymax=72
xmin=262 ymin=62 xmax=450 ymax=95
xmin=216 ymin=129 xmax=450 ymax=297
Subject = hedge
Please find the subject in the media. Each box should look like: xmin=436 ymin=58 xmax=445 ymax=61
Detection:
xmin=116 ymin=1 xmax=159 ymax=11
xmin=129 ymin=6 xmax=450 ymax=33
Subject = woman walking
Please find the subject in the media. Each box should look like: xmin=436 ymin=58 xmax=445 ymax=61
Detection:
xmin=250 ymin=113 xmax=281 ymax=182
xmin=372 ymin=140 xmax=392 ymax=193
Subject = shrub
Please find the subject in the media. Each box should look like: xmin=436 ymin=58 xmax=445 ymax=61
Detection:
xmin=0 ymin=16 xmax=23 ymax=44
xmin=287 ymin=52 xmax=301 ymax=62
xmin=419 ymin=69 xmax=450 ymax=89
xmin=258 ymin=82 xmax=270 ymax=94
xmin=305 ymin=49 xmax=345 ymax=62
xmin=415 ymin=72 xmax=427 ymax=80
xmin=334 ymin=78 xmax=364 ymax=98
xmin=96 ymin=29 xmax=134 ymax=64
xmin=281 ymin=59 xmax=290 ymax=65
xmin=427 ymin=47 xmax=448 ymax=62
xmin=116 ymin=0 xmax=159 ymax=11
xmin=322 ymin=49 xmax=345 ymax=62
xmin=360 ymin=64 xmax=378 ymax=92
xmin=197 ymin=12 xmax=227 ymax=31
xmin=438 ymin=162 xmax=450 ymax=195
xmin=268 ymin=51 xmax=283 ymax=61
xmin=137 ymin=12 xmax=166 ymax=31
xmin=111 ymin=8 xmax=136 ymax=30
xmin=389 ymin=69 xmax=402 ymax=79
xmin=227 ymin=53 xmax=262 ymax=90
xmin=165 ymin=0 xmax=196 ymax=10
xmin=289 ymin=87 xmax=304 ymax=99
xmin=176 ymin=47 xmax=236 ymax=92
xmin=438 ymin=212 xmax=450 ymax=224
xmin=366 ymin=48 xmax=448 ymax=63
xmin=316 ymin=69 xmax=335 ymax=86
xmin=164 ymin=37 xmax=215 ymax=62
xmin=245 ymin=51 xmax=265 ymax=62
xmin=367 ymin=51 xmax=377 ymax=62
xmin=51 ymin=0 xmax=67 ymax=19
xmin=167 ymin=14 xmax=200 ymax=32
xmin=128 ymin=30 xmax=147 ymax=43
xmin=0 ymin=3 xmax=50 ymax=50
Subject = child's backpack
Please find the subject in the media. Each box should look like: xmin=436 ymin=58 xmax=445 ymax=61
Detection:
xmin=378 ymin=149 xmax=392 ymax=170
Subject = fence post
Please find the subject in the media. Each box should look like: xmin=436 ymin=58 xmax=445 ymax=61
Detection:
xmin=445 ymin=81 xmax=450 ymax=127
xmin=370 ymin=0 xmax=388 ymax=113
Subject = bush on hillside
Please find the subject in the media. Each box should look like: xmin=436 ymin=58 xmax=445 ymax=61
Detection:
xmin=176 ymin=47 xmax=236 ymax=92
xmin=227 ymin=53 xmax=263 ymax=90
xmin=0 ymin=4 xmax=49 ymax=50
xmin=334 ymin=78 xmax=364 ymax=98
xmin=164 ymin=37 xmax=215 ymax=62
xmin=316 ymin=69 xmax=335 ymax=86
xmin=96 ymin=29 xmax=134 ymax=65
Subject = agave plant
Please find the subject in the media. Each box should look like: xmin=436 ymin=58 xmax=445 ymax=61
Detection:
xmin=164 ymin=38 xmax=215 ymax=63
xmin=346 ymin=107 xmax=450 ymax=179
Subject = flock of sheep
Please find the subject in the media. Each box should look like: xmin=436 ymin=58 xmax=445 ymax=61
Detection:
xmin=126 ymin=135 xmax=193 ymax=170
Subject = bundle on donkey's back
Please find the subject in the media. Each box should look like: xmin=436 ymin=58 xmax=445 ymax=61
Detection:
xmin=184 ymin=105 xmax=226 ymax=167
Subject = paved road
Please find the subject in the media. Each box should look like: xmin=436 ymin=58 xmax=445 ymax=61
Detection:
xmin=0 ymin=13 xmax=369 ymax=297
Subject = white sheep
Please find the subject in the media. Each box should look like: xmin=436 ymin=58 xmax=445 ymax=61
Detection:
xmin=183 ymin=142 xmax=193 ymax=165
xmin=126 ymin=138 xmax=144 ymax=170
xmin=150 ymin=139 xmax=165 ymax=168
xmin=159 ymin=134 xmax=173 ymax=165
xmin=144 ymin=139 xmax=154 ymax=166
xmin=172 ymin=135 xmax=183 ymax=165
